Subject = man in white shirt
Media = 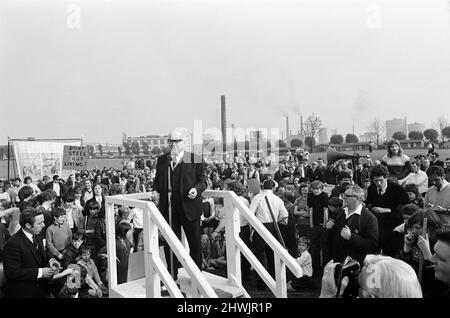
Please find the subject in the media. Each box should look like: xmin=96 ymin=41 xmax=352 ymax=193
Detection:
xmin=398 ymin=161 xmax=428 ymax=194
xmin=249 ymin=179 xmax=288 ymax=289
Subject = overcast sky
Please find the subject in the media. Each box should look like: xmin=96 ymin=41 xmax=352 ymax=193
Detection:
xmin=1 ymin=0 xmax=450 ymax=144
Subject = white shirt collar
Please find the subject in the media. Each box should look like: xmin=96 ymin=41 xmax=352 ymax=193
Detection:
xmin=173 ymin=151 xmax=184 ymax=164
xmin=344 ymin=203 xmax=363 ymax=219
xmin=22 ymin=228 xmax=34 ymax=242
xmin=437 ymin=179 xmax=449 ymax=191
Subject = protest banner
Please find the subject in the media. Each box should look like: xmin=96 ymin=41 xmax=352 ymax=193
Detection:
xmin=62 ymin=145 xmax=88 ymax=170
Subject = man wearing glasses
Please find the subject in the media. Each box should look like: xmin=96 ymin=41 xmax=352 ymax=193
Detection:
xmin=153 ymin=128 xmax=207 ymax=278
xmin=326 ymin=184 xmax=379 ymax=266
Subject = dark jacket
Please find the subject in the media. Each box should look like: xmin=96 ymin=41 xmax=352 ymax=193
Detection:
xmin=153 ymin=152 xmax=207 ymax=222
xmin=328 ymin=206 xmax=379 ymax=265
xmin=3 ymin=229 xmax=49 ymax=298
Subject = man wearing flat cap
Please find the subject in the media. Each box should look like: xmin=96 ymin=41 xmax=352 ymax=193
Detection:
xmin=153 ymin=128 xmax=207 ymax=276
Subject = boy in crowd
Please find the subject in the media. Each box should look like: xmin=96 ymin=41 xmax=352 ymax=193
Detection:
xmin=62 ymin=232 xmax=84 ymax=268
xmin=287 ymin=236 xmax=313 ymax=291
xmin=46 ymin=207 xmax=72 ymax=261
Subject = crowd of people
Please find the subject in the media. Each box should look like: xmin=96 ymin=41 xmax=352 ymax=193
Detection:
xmin=0 ymin=138 xmax=450 ymax=298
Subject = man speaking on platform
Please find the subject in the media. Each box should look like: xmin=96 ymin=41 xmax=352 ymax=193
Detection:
xmin=153 ymin=128 xmax=207 ymax=277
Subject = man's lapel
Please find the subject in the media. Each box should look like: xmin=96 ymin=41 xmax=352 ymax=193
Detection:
xmin=19 ymin=230 xmax=43 ymax=265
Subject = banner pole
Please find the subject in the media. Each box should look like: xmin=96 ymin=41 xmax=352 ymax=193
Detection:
xmin=7 ymin=136 xmax=10 ymax=180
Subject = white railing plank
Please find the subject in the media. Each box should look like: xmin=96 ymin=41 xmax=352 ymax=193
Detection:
xmin=151 ymin=256 xmax=184 ymax=298
xmin=146 ymin=202 xmax=218 ymax=298
xmin=274 ymin=254 xmax=287 ymax=298
xmin=224 ymin=192 xmax=242 ymax=284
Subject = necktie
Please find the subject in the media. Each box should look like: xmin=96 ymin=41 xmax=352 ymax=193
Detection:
xmin=32 ymin=236 xmax=39 ymax=250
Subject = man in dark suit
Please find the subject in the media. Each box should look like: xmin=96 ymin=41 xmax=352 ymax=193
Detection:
xmin=429 ymin=152 xmax=444 ymax=168
xmin=366 ymin=165 xmax=409 ymax=257
xmin=3 ymin=207 xmax=54 ymax=298
xmin=45 ymin=175 xmax=66 ymax=207
xmin=153 ymin=128 xmax=207 ymax=275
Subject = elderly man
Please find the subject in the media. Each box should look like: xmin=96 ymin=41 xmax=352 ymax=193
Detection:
xmin=424 ymin=165 xmax=450 ymax=228
xmin=153 ymin=128 xmax=207 ymax=276
xmin=326 ymin=184 xmax=379 ymax=266
xmin=398 ymin=160 xmax=429 ymax=195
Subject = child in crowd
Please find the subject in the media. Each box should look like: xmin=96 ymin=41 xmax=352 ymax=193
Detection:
xmin=287 ymin=236 xmax=313 ymax=291
xmin=200 ymin=234 xmax=212 ymax=270
xmin=79 ymin=200 xmax=101 ymax=257
xmin=208 ymin=231 xmax=226 ymax=270
xmin=77 ymin=246 xmax=107 ymax=296
xmin=49 ymin=258 xmax=79 ymax=298
xmin=46 ymin=207 xmax=72 ymax=261
xmin=62 ymin=232 xmax=84 ymax=269
xmin=307 ymin=180 xmax=329 ymax=276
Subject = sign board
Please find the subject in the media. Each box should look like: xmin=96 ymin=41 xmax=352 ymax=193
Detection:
xmin=62 ymin=145 xmax=88 ymax=170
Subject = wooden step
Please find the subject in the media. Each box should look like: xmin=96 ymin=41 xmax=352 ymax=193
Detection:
xmin=177 ymin=268 xmax=246 ymax=298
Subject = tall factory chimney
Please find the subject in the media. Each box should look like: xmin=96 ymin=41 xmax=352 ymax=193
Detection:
xmin=221 ymin=95 xmax=227 ymax=160
xmin=286 ymin=116 xmax=289 ymax=142
xmin=300 ymin=115 xmax=304 ymax=135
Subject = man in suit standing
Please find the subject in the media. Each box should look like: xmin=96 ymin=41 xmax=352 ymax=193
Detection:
xmin=153 ymin=128 xmax=207 ymax=275
xmin=45 ymin=175 xmax=66 ymax=207
xmin=3 ymin=207 xmax=54 ymax=298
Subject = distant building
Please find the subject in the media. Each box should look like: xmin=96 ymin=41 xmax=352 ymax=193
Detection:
xmin=386 ymin=117 xmax=407 ymax=141
xmin=359 ymin=132 xmax=378 ymax=142
xmin=318 ymin=128 xmax=328 ymax=144
xmin=408 ymin=122 xmax=425 ymax=133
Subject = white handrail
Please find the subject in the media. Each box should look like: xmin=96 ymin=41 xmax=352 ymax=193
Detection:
xmin=105 ymin=193 xmax=217 ymax=298
xmin=204 ymin=189 xmax=303 ymax=297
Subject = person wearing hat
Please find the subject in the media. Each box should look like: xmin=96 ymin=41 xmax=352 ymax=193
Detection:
xmin=153 ymin=128 xmax=207 ymax=276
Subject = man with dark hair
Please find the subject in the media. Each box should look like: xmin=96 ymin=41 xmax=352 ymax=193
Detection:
xmin=37 ymin=175 xmax=50 ymax=192
xmin=249 ymin=179 xmax=289 ymax=289
xmin=425 ymin=165 xmax=450 ymax=228
xmin=45 ymin=175 xmax=66 ymax=207
xmin=3 ymin=207 xmax=54 ymax=297
xmin=330 ymin=171 xmax=353 ymax=199
xmin=429 ymin=152 xmax=444 ymax=168
xmin=431 ymin=230 xmax=450 ymax=296
xmin=366 ymin=165 xmax=409 ymax=256
xmin=444 ymin=158 xmax=450 ymax=182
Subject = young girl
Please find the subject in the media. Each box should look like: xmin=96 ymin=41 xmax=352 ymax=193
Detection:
xmin=115 ymin=222 xmax=134 ymax=284
xmin=399 ymin=209 xmax=447 ymax=298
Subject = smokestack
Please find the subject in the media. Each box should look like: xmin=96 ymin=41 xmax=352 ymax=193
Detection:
xmin=300 ymin=115 xmax=304 ymax=134
xmin=221 ymin=95 xmax=227 ymax=160
xmin=286 ymin=116 xmax=289 ymax=141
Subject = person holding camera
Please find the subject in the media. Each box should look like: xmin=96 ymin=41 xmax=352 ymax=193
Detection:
xmin=319 ymin=254 xmax=422 ymax=298
xmin=327 ymin=185 xmax=379 ymax=266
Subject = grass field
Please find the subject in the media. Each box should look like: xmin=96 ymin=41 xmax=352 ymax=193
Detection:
xmin=2 ymin=148 xmax=449 ymax=179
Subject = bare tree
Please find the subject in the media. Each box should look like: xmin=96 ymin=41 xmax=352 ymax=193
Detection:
xmin=367 ymin=118 xmax=385 ymax=147
xmin=433 ymin=116 xmax=449 ymax=143
xmin=303 ymin=114 xmax=322 ymax=152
